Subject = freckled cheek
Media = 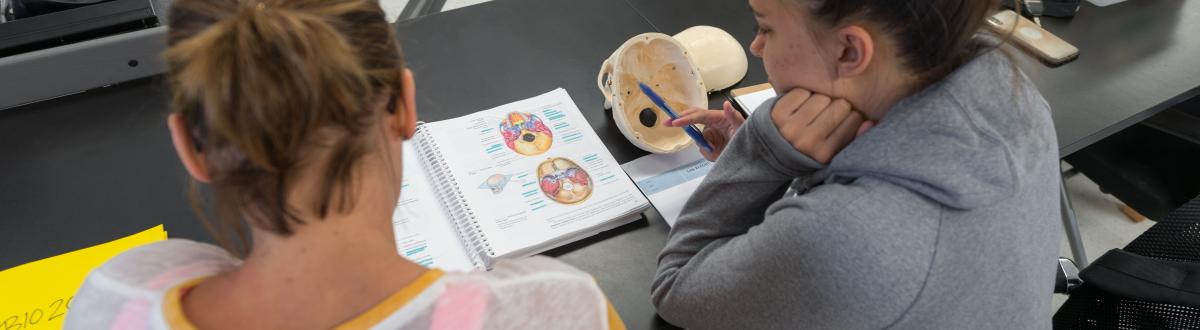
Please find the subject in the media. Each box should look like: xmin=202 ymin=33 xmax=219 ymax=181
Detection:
xmin=763 ymin=37 xmax=832 ymax=93
xmin=764 ymin=46 xmax=800 ymax=89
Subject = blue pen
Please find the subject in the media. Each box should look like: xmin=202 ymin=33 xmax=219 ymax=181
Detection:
xmin=637 ymin=82 xmax=715 ymax=153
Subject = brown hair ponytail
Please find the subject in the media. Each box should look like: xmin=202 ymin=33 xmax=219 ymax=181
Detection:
xmin=791 ymin=0 xmax=1003 ymax=85
xmin=165 ymin=0 xmax=405 ymax=255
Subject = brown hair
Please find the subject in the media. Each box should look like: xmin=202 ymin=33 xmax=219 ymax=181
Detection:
xmin=165 ymin=0 xmax=405 ymax=255
xmin=790 ymin=0 xmax=1004 ymax=85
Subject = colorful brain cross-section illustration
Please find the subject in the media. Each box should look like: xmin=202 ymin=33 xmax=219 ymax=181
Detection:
xmin=537 ymin=157 xmax=593 ymax=205
xmin=499 ymin=111 xmax=554 ymax=156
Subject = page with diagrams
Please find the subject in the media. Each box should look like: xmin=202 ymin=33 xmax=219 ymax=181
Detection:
xmin=421 ymin=88 xmax=648 ymax=258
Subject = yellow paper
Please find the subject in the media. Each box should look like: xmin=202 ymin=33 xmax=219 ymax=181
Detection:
xmin=0 ymin=225 xmax=167 ymax=329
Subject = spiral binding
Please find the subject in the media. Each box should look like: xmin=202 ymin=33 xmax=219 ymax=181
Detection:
xmin=413 ymin=123 xmax=496 ymax=269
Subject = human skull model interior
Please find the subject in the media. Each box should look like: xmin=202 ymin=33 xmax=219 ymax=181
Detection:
xmin=598 ymin=27 xmax=749 ymax=154
xmin=598 ymin=33 xmax=707 ymax=154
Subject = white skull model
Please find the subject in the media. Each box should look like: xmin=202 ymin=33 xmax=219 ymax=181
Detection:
xmin=673 ymin=26 xmax=749 ymax=92
xmin=598 ymin=27 xmax=749 ymax=154
xmin=598 ymin=33 xmax=707 ymax=154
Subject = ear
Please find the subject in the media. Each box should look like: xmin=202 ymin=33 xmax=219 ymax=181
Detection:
xmin=386 ymin=68 xmax=418 ymax=141
xmin=167 ymin=113 xmax=212 ymax=183
xmin=401 ymin=69 xmax=417 ymax=139
xmin=833 ymin=25 xmax=875 ymax=78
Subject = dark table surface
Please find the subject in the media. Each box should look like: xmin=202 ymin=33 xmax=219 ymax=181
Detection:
xmin=1013 ymin=0 xmax=1200 ymax=156
xmin=2 ymin=0 xmax=1199 ymax=329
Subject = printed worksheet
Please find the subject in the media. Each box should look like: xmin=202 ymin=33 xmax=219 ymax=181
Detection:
xmin=622 ymin=145 xmax=713 ymax=226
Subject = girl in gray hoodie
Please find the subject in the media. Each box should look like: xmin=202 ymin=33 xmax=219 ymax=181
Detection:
xmin=653 ymin=0 xmax=1061 ymax=328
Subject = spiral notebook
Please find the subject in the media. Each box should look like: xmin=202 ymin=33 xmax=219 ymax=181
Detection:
xmin=392 ymin=88 xmax=650 ymax=271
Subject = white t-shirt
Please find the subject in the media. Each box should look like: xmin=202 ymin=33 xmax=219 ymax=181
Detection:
xmin=64 ymin=239 xmax=624 ymax=329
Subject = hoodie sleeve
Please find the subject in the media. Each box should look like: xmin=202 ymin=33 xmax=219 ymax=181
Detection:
xmin=670 ymin=97 xmax=826 ymax=229
xmin=651 ymin=98 xmax=821 ymax=313
xmin=652 ymin=98 xmax=824 ymax=252
xmin=650 ymin=99 xmax=936 ymax=329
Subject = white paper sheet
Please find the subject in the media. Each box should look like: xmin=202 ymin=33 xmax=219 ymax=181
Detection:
xmin=622 ymin=145 xmax=711 ymax=226
xmin=622 ymin=87 xmax=777 ymax=226
xmin=735 ymin=88 xmax=777 ymax=113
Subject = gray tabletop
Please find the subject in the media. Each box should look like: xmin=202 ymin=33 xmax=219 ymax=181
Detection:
xmin=2 ymin=0 xmax=1199 ymax=329
xmin=1013 ymin=0 xmax=1200 ymax=156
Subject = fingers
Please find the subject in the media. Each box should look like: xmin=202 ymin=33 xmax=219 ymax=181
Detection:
xmin=774 ymin=94 xmax=832 ymax=150
xmin=699 ymin=128 xmax=725 ymax=162
xmin=774 ymin=88 xmax=813 ymax=115
xmin=811 ymin=99 xmax=852 ymax=140
xmin=793 ymin=94 xmax=833 ymax=128
xmin=772 ymin=91 xmax=828 ymax=138
xmin=722 ymin=101 xmax=746 ymax=124
xmin=820 ymin=111 xmax=864 ymax=161
xmin=699 ymin=147 xmax=718 ymax=162
xmin=770 ymin=88 xmax=813 ymax=125
xmin=769 ymin=90 xmax=868 ymax=164
xmin=666 ymin=108 xmax=716 ymax=127
xmin=663 ymin=103 xmax=745 ymax=161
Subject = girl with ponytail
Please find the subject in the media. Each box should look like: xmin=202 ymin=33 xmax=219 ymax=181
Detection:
xmin=67 ymin=1 xmax=624 ymax=329
xmin=653 ymin=0 xmax=1061 ymax=328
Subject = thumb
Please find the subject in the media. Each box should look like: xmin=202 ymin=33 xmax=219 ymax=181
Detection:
xmin=722 ymin=101 xmax=740 ymax=121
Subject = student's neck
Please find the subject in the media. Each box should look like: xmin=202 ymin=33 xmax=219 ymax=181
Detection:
xmin=185 ymin=166 xmax=427 ymax=328
xmin=843 ymin=54 xmax=922 ymax=121
xmin=239 ymin=212 xmax=421 ymax=292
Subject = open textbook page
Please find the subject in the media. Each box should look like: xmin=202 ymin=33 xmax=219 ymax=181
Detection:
xmin=395 ymin=88 xmax=649 ymax=268
xmin=393 ymin=143 xmax=477 ymax=271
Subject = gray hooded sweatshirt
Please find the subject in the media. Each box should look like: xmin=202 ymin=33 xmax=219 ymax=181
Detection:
xmin=652 ymin=50 xmax=1062 ymax=329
